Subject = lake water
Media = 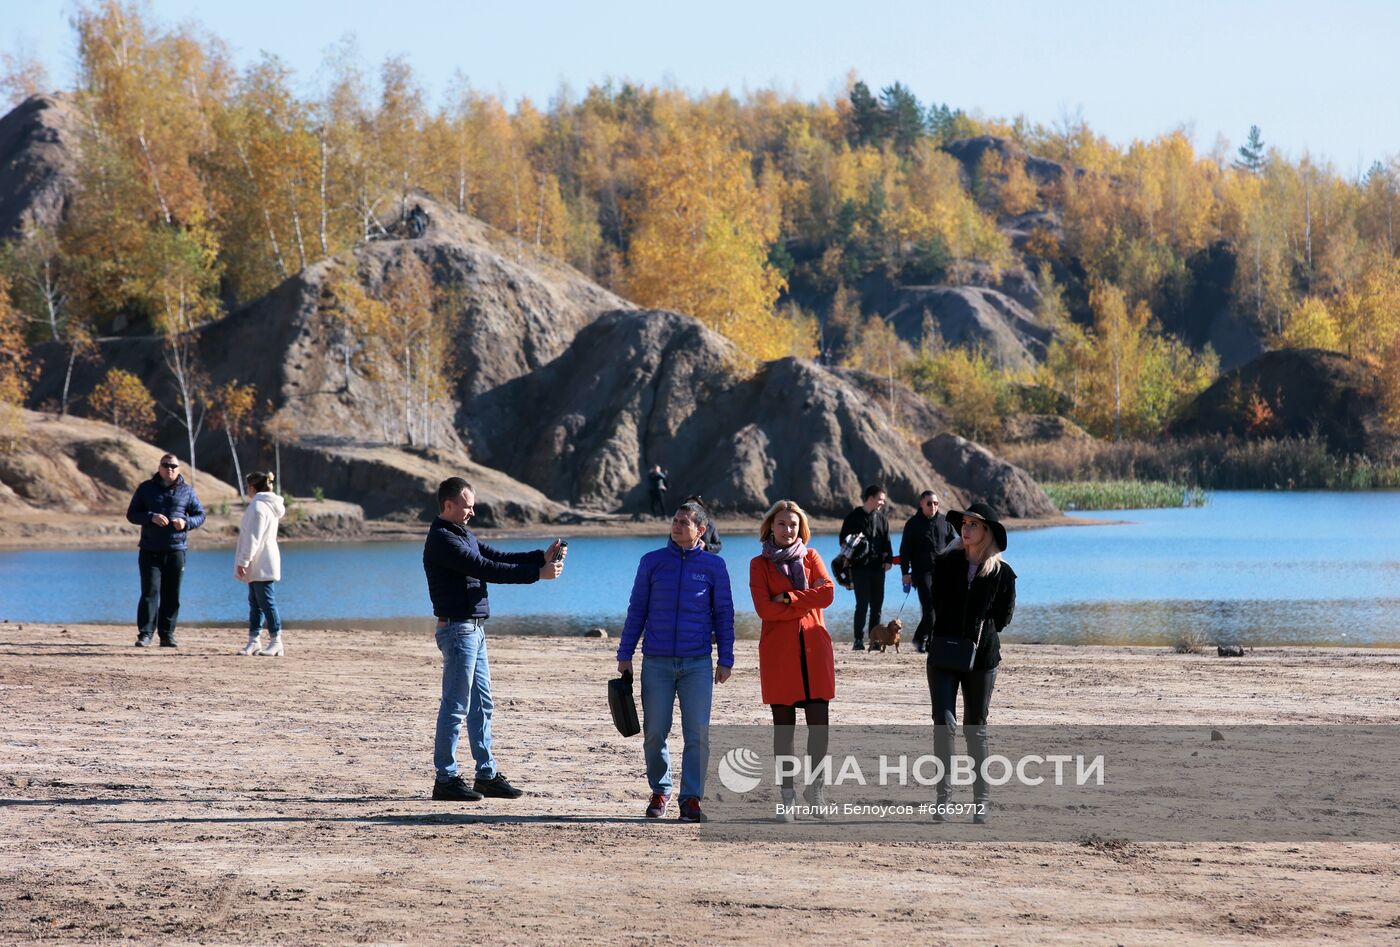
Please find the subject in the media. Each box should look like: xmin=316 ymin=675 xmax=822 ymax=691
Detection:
xmin=4 ymin=491 xmax=1400 ymax=647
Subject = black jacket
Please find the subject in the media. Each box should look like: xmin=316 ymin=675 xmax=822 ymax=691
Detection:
xmin=839 ymin=506 xmax=892 ymax=569
xmin=422 ymin=517 xmax=544 ymax=620
xmin=125 ymin=475 xmax=206 ymax=552
xmin=929 ymin=547 xmax=1017 ymax=670
xmin=701 ymin=522 xmax=722 ymax=554
xmin=899 ymin=510 xmax=954 ymax=576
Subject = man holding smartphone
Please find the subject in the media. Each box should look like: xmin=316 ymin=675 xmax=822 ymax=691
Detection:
xmin=423 ymin=477 xmax=565 ymax=802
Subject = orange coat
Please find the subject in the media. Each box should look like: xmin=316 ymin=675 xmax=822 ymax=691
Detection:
xmin=749 ymin=549 xmax=837 ymax=706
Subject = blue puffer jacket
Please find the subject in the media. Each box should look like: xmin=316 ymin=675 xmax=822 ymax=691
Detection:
xmin=125 ymin=475 xmax=206 ymax=551
xmin=618 ymin=540 xmax=735 ymax=668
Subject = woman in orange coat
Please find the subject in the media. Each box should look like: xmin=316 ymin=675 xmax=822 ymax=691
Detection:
xmin=749 ymin=499 xmax=835 ymax=818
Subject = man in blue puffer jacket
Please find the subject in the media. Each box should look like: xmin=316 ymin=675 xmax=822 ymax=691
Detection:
xmin=124 ymin=453 xmax=206 ymax=648
xmin=617 ymin=499 xmax=734 ymax=823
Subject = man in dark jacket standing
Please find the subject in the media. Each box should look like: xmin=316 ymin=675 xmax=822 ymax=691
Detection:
xmin=839 ymin=484 xmax=893 ymax=651
xmin=125 ymin=454 xmax=206 ymax=648
xmin=423 ymin=477 xmax=564 ymax=802
xmin=900 ymin=490 xmax=955 ymax=653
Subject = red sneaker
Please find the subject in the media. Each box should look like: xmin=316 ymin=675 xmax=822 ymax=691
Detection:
xmin=677 ymin=797 xmax=708 ymax=823
xmin=644 ymin=791 xmax=670 ymax=818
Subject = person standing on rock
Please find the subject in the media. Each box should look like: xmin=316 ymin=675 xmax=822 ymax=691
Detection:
xmin=125 ymin=453 xmax=206 ymax=649
xmin=647 ymin=465 xmax=670 ymax=519
xmin=234 ymin=471 xmax=286 ymax=657
xmin=423 ymin=477 xmax=565 ymax=802
xmin=926 ymin=502 xmax=1016 ymax=825
xmin=899 ymin=491 xmax=955 ymax=654
xmin=748 ymin=500 xmax=835 ymax=821
xmin=618 ymin=500 xmax=734 ymax=823
xmin=839 ymin=484 xmax=893 ymax=651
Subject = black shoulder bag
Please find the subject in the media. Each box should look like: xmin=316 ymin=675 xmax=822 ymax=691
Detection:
xmin=928 ymin=618 xmax=992 ymax=672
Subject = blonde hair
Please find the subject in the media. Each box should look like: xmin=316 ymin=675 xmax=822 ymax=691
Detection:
xmin=758 ymin=499 xmax=811 ymax=545
xmin=945 ymin=535 xmax=1003 ymax=578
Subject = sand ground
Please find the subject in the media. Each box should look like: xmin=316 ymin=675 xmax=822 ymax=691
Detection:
xmin=2 ymin=623 xmax=1398 ymax=945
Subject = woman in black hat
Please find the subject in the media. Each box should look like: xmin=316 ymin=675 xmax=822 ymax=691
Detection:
xmin=925 ymin=501 xmax=1016 ymax=824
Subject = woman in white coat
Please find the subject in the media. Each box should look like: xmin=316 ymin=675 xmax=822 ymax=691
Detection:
xmin=235 ymin=471 xmax=287 ymax=656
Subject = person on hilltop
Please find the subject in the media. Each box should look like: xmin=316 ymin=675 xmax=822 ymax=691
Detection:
xmin=899 ymin=490 xmax=956 ymax=654
xmin=423 ymin=477 xmax=566 ymax=803
xmin=748 ymin=500 xmax=835 ymax=822
xmin=926 ymin=502 xmax=1017 ymax=825
xmin=125 ymin=453 xmax=206 ymax=649
xmin=682 ymin=495 xmax=723 ymax=553
xmin=838 ymin=484 xmax=893 ymax=651
xmin=233 ymin=471 xmax=286 ymax=657
xmin=647 ymin=465 xmax=670 ymax=519
xmin=617 ymin=500 xmax=735 ymax=824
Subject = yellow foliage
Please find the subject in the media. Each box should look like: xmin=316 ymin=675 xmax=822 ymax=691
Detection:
xmin=87 ymin=367 xmax=155 ymax=438
xmin=1281 ymin=296 xmax=1341 ymax=351
xmin=624 ymin=115 xmax=791 ymax=360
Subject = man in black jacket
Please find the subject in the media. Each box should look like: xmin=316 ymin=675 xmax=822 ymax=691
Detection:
xmin=125 ymin=454 xmax=206 ymax=648
xmin=839 ymin=484 xmax=893 ymax=651
xmin=900 ymin=490 xmax=955 ymax=653
xmin=423 ymin=477 xmax=565 ymax=802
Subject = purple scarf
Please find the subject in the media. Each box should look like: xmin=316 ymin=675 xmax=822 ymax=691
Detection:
xmin=762 ymin=539 xmax=808 ymax=590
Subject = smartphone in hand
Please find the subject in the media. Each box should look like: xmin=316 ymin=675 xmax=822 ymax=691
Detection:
xmin=553 ymin=539 xmax=568 ymax=562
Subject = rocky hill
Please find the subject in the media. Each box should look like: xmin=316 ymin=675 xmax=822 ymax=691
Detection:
xmin=0 ymin=93 xmax=80 ymax=240
xmin=473 ymin=307 xmax=1026 ymax=516
xmin=1171 ymin=348 xmax=1394 ymax=458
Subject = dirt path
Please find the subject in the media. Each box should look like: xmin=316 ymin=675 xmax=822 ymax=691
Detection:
xmin=2 ymin=624 xmax=1397 ymax=944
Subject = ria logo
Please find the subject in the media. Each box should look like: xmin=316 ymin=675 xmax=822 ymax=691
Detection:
xmin=717 ymin=747 xmax=764 ymax=794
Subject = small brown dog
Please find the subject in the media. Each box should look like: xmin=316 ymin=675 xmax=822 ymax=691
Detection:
xmin=869 ymin=618 xmax=903 ymax=653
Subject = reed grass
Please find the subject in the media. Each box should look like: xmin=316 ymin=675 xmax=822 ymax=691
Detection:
xmin=1042 ymin=480 xmax=1208 ymax=511
xmin=1001 ymin=434 xmax=1400 ymax=491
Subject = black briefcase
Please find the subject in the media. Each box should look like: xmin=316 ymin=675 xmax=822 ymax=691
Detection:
xmin=608 ymin=670 xmax=641 ymax=737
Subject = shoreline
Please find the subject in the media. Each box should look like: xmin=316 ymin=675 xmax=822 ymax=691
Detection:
xmin=0 ymin=510 xmax=1110 ymax=551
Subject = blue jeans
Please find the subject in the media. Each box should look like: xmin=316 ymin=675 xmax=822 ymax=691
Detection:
xmin=247 ymin=581 xmax=281 ymax=637
xmin=434 ymin=621 xmax=497 ymax=782
xmin=641 ymin=655 xmax=713 ymax=801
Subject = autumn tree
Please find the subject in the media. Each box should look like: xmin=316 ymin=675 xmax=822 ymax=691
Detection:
xmin=0 ymin=227 xmax=98 ymax=416
xmin=1280 ymin=296 xmax=1341 ymax=351
xmin=134 ymin=224 xmax=222 ymax=476
xmin=0 ymin=274 xmax=30 ymax=446
xmin=320 ymin=264 xmax=388 ymax=393
xmin=624 ymin=114 xmax=798 ymax=360
xmin=87 ymin=367 xmax=155 ymax=438
xmin=209 ymin=380 xmax=257 ymax=488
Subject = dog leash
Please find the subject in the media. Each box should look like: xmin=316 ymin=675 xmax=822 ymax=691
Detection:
xmin=894 ymin=586 xmax=912 ymax=620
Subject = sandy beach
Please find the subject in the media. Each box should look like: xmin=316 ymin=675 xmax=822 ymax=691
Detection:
xmin=2 ymin=623 xmax=1398 ymax=944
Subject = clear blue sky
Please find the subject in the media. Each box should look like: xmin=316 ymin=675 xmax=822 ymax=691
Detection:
xmin=10 ymin=0 xmax=1400 ymax=173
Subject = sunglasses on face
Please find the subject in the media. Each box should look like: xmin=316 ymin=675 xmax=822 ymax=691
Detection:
xmin=161 ymin=463 xmax=180 ymax=470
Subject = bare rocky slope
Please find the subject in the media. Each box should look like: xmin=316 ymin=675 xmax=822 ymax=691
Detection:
xmin=0 ymin=93 xmax=80 ymax=241
xmin=470 ymin=308 xmax=1052 ymax=516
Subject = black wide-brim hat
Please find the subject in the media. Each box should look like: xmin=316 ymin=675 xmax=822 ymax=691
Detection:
xmin=947 ymin=501 xmax=1008 ymax=551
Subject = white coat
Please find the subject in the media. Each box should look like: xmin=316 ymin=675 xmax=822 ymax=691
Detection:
xmin=234 ymin=491 xmax=285 ymax=582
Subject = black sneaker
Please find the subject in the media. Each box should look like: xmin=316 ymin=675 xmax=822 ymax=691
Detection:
xmin=432 ymin=776 xmax=483 ymax=801
xmin=852 ymin=639 xmax=864 ymax=651
xmin=159 ymin=637 xmax=178 ymax=648
xmin=135 ymin=635 xmax=154 ymax=648
xmin=473 ymin=772 xmax=524 ymax=799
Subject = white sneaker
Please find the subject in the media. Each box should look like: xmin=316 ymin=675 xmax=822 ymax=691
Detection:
xmin=258 ymin=637 xmax=284 ymax=657
xmin=237 ymin=635 xmax=262 ymax=656
xmin=776 ymin=786 xmax=797 ymax=823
